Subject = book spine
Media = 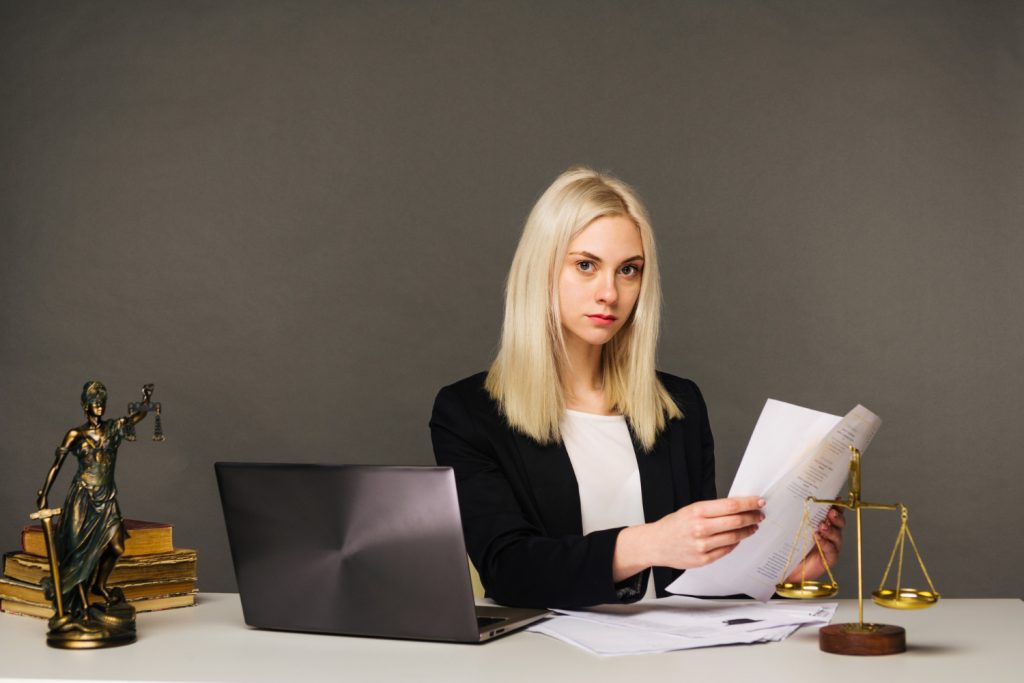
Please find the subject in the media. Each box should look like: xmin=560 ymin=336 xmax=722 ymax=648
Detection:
xmin=21 ymin=522 xmax=174 ymax=557
xmin=3 ymin=550 xmax=197 ymax=586
xmin=2 ymin=593 xmax=196 ymax=619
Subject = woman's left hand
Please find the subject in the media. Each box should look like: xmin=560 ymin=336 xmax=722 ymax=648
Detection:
xmin=784 ymin=505 xmax=845 ymax=583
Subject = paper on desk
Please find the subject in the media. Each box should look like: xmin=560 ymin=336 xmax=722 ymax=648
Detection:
xmin=530 ymin=616 xmax=789 ymax=655
xmin=553 ymin=596 xmax=835 ymax=638
xmin=528 ymin=597 xmax=836 ymax=656
xmin=667 ymin=400 xmax=881 ymax=601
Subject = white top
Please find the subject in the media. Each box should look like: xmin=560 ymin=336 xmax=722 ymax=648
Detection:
xmin=561 ymin=409 xmax=654 ymax=600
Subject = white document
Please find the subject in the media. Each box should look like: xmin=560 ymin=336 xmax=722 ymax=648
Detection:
xmin=667 ymin=400 xmax=882 ymax=601
xmin=553 ymin=595 xmax=835 ymax=637
xmin=528 ymin=596 xmax=836 ymax=656
xmin=530 ymin=616 xmax=793 ymax=655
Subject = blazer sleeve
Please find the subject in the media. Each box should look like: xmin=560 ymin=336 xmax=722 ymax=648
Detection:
xmin=430 ymin=381 xmax=629 ymax=609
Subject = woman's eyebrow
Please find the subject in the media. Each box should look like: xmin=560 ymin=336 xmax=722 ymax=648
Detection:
xmin=569 ymin=250 xmax=644 ymax=263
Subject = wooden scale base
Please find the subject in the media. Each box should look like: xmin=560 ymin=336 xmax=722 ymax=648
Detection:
xmin=819 ymin=623 xmax=905 ymax=656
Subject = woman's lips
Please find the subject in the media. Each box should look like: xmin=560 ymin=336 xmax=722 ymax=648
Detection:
xmin=587 ymin=314 xmax=616 ymax=326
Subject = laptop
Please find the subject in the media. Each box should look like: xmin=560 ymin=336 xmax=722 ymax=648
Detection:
xmin=215 ymin=462 xmax=549 ymax=642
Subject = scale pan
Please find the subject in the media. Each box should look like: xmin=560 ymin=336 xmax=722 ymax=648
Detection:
xmin=775 ymin=581 xmax=838 ymax=599
xmin=872 ymin=588 xmax=939 ymax=609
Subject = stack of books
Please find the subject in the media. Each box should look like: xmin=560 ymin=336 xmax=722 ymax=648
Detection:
xmin=0 ymin=520 xmax=197 ymax=619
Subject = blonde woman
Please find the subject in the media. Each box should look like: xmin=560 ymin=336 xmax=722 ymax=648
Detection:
xmin=430 ymin=167 xmax=844 ymax=609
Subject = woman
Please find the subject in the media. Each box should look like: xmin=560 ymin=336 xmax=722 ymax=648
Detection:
xmin=430 ymin=167 xmax=843 ymax=609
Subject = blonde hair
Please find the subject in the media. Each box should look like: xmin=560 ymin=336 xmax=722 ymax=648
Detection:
xmin=485 ymin=167 xmax=681 ymax=451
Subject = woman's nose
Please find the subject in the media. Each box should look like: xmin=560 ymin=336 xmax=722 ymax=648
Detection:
xmin=596 ymin=275 xmax=618 ymax=304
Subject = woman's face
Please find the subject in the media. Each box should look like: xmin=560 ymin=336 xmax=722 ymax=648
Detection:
xmin=557 ymin=214 xmax=644 ymax=351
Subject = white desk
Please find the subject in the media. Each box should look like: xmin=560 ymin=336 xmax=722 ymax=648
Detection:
xmin=1 ymin=595 xmax=1021 ymax=683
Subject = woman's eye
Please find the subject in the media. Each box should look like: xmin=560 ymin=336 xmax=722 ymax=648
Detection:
xmin=576 ymin=261 xmax=594 ymax=273
xmin=620 ymin=264 xmax=641 ymax=277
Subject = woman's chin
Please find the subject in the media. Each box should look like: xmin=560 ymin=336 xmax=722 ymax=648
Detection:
xmin=582 ymin=333 xmax=617 ymax=347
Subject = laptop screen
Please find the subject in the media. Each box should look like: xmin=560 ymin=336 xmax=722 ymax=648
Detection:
xmin=216 ymin=463 xmax=481 ymax=641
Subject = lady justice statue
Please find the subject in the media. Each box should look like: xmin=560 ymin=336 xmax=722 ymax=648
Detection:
xmin=34 ymin=381 xmax=163 ymax=649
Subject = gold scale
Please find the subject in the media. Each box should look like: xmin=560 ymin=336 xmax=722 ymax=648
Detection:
xmin=774 ymin=446 xmax=939 ymax=655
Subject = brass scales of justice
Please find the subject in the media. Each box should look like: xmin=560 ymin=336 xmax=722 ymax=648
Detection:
xmin=775 ymin=445 xmax=939 ymax=656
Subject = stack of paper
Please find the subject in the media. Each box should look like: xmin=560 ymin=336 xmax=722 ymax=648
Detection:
xmin=529 ymin=596 xmax=836 ymax=656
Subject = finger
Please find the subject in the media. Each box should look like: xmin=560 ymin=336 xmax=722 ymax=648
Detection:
xmin=696 ymin=510 xmax=764 ymax=538
xmin=815 ymin=529 xmax=841 ymax=558
xmin=818 ymin=545 xmax=838 ymax=567
xmin=695 ymin=496 xmax=765 ymax=518
xmin=814 ymin=532 xmax=840 ymax=562
xmin=699 ymin=543 xmax=740 ymax=567
xmin=818 ymin=520 xmax=842 ymax=546
xmin=702 ymin=523 xmax=760 ymax=552
xmin=828 ymin=507 xmax=847 ymax=529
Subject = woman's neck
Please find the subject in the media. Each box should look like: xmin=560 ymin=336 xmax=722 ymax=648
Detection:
xmin=561 ymin=337 xmax=611 ymax=414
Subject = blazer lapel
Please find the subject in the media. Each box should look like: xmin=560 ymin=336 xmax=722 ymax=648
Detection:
xmin=511 ymin=432 xmax=583 ymax=537
xmin=632 ymin=419 xmax=691 ymax=596
xmin=631 ymin=422 xmax=680 ymax=524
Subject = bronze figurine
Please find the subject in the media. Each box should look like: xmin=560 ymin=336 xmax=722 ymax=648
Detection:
xmin=34 ymin=381 xmax=163 ymax=649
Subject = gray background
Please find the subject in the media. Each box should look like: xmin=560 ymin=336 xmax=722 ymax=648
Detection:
xmin=2 ymin=1 xmax=1021 ymax=598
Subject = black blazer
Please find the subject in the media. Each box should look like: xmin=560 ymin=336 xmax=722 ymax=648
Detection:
xmin=429 ymin=371 xmax=717 ymax=609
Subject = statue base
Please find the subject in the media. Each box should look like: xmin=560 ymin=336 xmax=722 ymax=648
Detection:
xmin=47 ymin=628 xmax=136 ymax=650
xmin=819 ymin=622 xmax=905 ymax=655
xmin=46 ymin=602 xmax=137 ymax=649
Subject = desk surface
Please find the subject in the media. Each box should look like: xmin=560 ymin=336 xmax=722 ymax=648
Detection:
xmin=1 ymin=595 xmax=1021 ymax=683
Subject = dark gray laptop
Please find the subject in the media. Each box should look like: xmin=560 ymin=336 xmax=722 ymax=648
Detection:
xmin=215 ymin=463 xmax=548 ymax=642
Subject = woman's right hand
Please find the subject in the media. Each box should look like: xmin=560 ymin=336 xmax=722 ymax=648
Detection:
xmin=613 ymin=496 xmax=765 ymax=581
xmin=650 ymin=496 xmax=765 ymax=568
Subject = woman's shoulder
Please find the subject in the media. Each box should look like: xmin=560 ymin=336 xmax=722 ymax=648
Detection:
xmin=655 ymin=371 xmax=708 ymax=413
xmin=655 ymin=371 xmax=701 ymax=394
xmin=435 ymin=371 xmax=489 ymax=402
xmin=431 ymin=372 xmax=507 ymax=443
xmin=432 ymin=371 xmax=500 ymax=418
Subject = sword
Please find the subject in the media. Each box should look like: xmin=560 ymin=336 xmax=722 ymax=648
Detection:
xmin=29 ymin=506 xmax=64 ymax=620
